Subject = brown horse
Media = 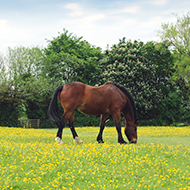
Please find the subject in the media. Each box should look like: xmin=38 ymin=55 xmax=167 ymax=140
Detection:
xmin=48 ymin=82 xmax=138 ymax=144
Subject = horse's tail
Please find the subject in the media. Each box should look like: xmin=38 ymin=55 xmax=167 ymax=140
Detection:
xmin=48 ymin=85 xmax=63 ymax=126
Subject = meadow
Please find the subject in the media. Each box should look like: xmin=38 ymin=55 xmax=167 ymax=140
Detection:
xmin=0 ymin=126 xmax=190 ymax=190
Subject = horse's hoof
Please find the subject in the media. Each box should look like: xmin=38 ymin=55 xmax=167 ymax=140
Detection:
xmin=74 ymin=137 xmax=83 ymax=144
xmin=98 ymin=140 xmax=104 ymax=143
xmin=55 ymin=137 xmax=63 ymax=145
xmin=119 ymin=141 xmax=128 ymax=145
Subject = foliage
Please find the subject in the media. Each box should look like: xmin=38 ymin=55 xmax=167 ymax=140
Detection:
xmin=0 ymin=54 xmax=22 ymax=126
xmin=41 ymin=29 xmax=105 ymax=127
xmin=6 ymin=46 xmax=44 ymax=90
xmin=158 ymin=12 xmax=190 ymax=55
xmin=0 ymin=26 xmax=190 ymax=127
xmin=0 ymin=46 xmax=52 ymax=127
xmin=173 ymin=53 xmax=190 ymax=99
xmin=43 ymin=29 xmax=104 ymax=87
xmin=143 ymin=42 xmax=183 ymax=124
xmin=0 ymin=95 xmax=21 ymax=127
xmin=144 ymin=41 xmax=174 ymax=93
xmin=181 ymin=99 xmax=190 ymax=123
xmin=157 ymin=12 xmax=190 ymax=100
xmin=100 ymin=39 xmax=187 ymax=124
xmin=19 ymin=75 xmax=53 ymax=128
xmin=0 ymin=54 xmax=7 ymax=85
xmin=100 ymin=38 xmax=162 ymax=119
xmin=74 ymin=111 xmax=100 ymax=127
xmin=157 ymin=91 xmax=183 ymax=124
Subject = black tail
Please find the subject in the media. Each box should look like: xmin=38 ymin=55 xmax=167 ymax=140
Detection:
xmin=48 ymin=85 xmax=63 ymax=126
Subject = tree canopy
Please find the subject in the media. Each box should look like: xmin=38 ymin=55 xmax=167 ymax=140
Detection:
xmin=157 ymin=12 xmax=190 ymax=100
xmin=100 ymin=39 xmax=161 ymax=118
xmin=43 ymin=29 xmax=104 ymax=87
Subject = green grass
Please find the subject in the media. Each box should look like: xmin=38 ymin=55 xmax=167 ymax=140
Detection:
xmin=0 ymin=126 xmax=190 ymax=190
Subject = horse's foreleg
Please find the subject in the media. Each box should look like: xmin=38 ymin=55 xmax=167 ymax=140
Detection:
xmin=115 ymin=122 xmax=127 ymax=144
xmin=112 ymin=111 xmax=127 ymax=144
xmin=68 ymin=113 xmax=83 ymax=144
xmin=97 ymin=114 xmax=109 ymax=143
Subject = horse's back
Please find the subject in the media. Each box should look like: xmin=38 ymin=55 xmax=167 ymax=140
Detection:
xmin=59 ymin=82 xmax=127 ymax=116
xmin=79 ymin=82 xmax=127 ymax=115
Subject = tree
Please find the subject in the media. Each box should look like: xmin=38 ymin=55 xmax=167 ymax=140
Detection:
xmin=144 ymin=41 xmax=174 ymax=93
xmin=143 ymin=41 xmax=179 ymax=124
xmin=41 ymin=29 xmax=105 ymax=127
xmin=43 ymin=29 xmax=104 ymax=87
xmin=0 ymin=53 xmax=22 ymax=126
xmin=157 ymin=12 xmax=190 ymax=100
xmin=7 ymin=46 xmax=44 ymax=86
xmin=0 ymin=54 xmax=7 ymax=85
xmin=5 ymin=46 xmax=47 ymax=102
xmin=0 ymin=46 xmax=52 ymax=127
xmin=100 ymin=38 xmax=162 ymax=120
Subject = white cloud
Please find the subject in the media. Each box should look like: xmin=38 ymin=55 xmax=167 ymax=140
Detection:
xmin=121 ymin=6 xmax=140 ymax=13
xmin=58 ymin=13 xmax=106 ymax=26
xmin=151 ymin=0 xmax=168 ymax=5
xmin=0 ymin=19 xmax=7 ymax=25
xmin=82 ymin=14 xmax=106 ymax=24
xmin=111 ymin=6 xmax=140 ymax=15
xmin=65 ymin=3 xmax=84 ymax=17
xmin=141 ymin=16 xmax=164 ymax=28
xmin=121 ymin=18 xmax=137 ymax=25
xmin=0 ymin=19 xmax=9 ymax=33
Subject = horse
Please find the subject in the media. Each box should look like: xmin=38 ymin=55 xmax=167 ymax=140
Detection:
xmin=48 ymin=82 xmax=138 ymax=144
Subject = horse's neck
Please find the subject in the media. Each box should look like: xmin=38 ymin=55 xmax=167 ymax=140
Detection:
xmin=125 ymin=101 xmax=135 ymax=124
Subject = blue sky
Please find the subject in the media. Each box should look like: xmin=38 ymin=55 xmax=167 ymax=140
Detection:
xmin=0 ymin=0 xmax=189 ymax=54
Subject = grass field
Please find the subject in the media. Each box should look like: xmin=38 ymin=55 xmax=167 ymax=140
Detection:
xmin=0 ymin=126 xmax=190 ymax=190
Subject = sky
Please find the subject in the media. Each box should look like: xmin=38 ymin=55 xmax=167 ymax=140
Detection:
xmin=0 ymin=0 xmax=189 ymax=55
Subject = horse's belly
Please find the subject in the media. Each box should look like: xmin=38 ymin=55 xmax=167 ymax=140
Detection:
xmin=77 ymin=103 xmax=109 ymax=115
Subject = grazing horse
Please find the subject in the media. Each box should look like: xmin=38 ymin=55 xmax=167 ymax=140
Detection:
xmin=48 ymin=82 xmax=138 ymax=144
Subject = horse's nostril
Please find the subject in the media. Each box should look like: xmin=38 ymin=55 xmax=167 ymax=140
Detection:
xmin=130 ymin=140 xmax=137 ymax=144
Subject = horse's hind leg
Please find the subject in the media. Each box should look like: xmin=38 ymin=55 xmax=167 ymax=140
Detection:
xmin=68 ymin=113 xmax=83 ymax=144
xmin=97 ymin=114 xmax=109 ymax=143
xmin=56 ymin=116 xmax=65 ymax=144
xmin=56 ymin=111 xmax=73 ymax=144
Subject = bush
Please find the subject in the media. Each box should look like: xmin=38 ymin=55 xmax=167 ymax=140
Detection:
xmin=0 ymin=101 xmax=21 ymax=127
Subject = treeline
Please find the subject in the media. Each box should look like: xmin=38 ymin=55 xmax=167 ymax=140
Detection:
xmin=0 ymin=13 xmax=190 ymax=127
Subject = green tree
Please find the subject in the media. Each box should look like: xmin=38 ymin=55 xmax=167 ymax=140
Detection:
xmin=157 ymin=12 xmax=190 ymax=100
xmin=0 ymin=54 xmax=7 ymax=85
xmin=100 ymin=39 xmax=185 ymax=124
xmin=43 ymin=29 xmax=104 ymax=87
xmin=0 ymin=46 xmax=52 ymax=127
xmin=7 ymin=46 xmax=44 ymax=86
xmin=0 ymin=53 xmax=21 ymax=126
xmin=100 ymin=38 xmax=162 ymax=120
xmin=144 ymin=42 xmax=174 ymax=93
xmin=143 ymin=42 xmax=184 ymax=124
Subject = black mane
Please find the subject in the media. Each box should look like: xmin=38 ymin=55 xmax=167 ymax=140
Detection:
xmin=112 ymin=83 xmax=138 ymax=122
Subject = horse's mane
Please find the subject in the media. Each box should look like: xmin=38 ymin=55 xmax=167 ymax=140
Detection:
xmin=111 ymin=82 xmax=138 ymax=122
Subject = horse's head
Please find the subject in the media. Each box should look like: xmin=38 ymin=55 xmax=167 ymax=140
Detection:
xmin=124 ymin=119 xmax=138 ymax=144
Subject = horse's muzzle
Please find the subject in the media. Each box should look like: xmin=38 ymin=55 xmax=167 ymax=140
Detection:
xmin=129 ymin=139 xmax=137 ymax=144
